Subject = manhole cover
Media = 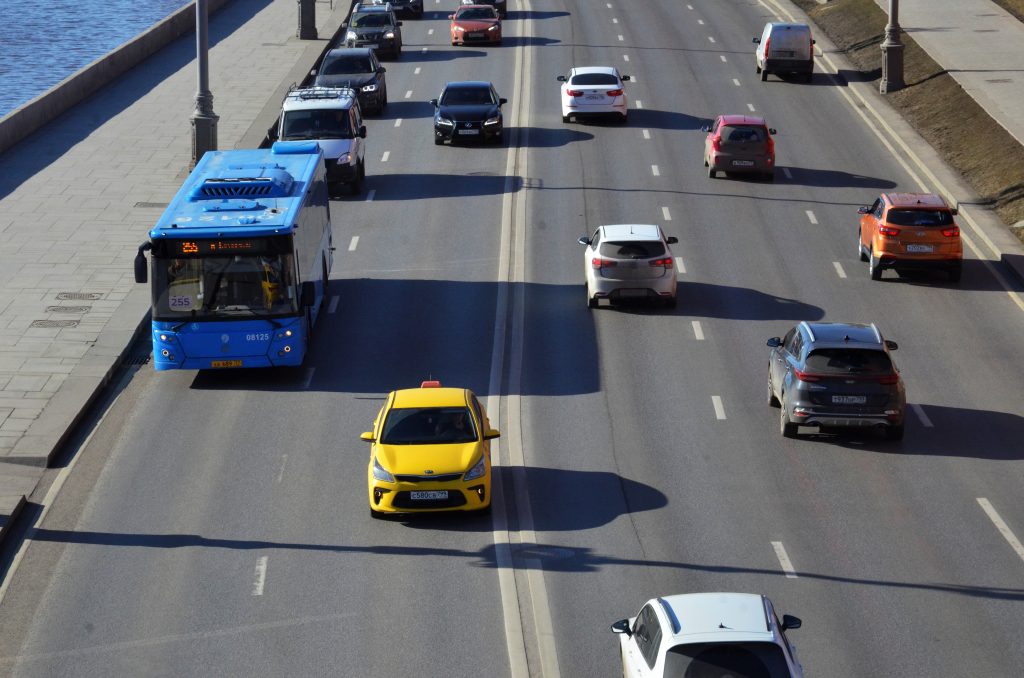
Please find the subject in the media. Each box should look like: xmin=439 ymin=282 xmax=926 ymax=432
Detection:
xmin=31 ymin=319 xmax=79 ymax=328
xmin=45 ymin=306 xmax=90 ymax=313
xmin=56 ymin=292 xmax=103 ymax=301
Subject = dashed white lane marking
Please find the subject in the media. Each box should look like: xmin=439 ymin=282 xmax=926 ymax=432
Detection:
xmin=404 ymin=90 xmax=412 ymax=99
xmin=805 ymin=210 xmax=818 ymax=224
xmin=617 ymin=34 xmax=624 ymax=41
xmin=833 ymin=261 xmax=847 ymax=279
xmin=687 ymin=3 xmax=694 ymax=8
xmin=772 ymin=542 xmax=798 ymax=578
xmin=623 ymin=54 xmax=630 ymax=62
xmin=630 ymin=75 xmax=638 ymax=83
xmin=366 ymin=189 xmax=376 ymax=202
xmin=252 ymin=556 xmax=268 ymax=596
xmin=428 ymin=28 xmax=434 ymax=35
xmin=733 ymin=78 xmax=741 ymax=86
xmin=276 ymin=454 xmax=288 ymax=483
xmin=675 ymin=257 xmax=686 ymax=273
xmin=747 ymin=103 xmax=756 ymax=111
xmin=661 ymin=206 xmax=672 ymax=221
xmin=977 ymin=498 xmax=1024 ymax=564
xmin=698 ymin=19 xmax=704 ymax=25
xmin=651 ymin=164 xmax=660 ymax=176
xmin=708 ymin=36 xmax=716 ymax=43
xmin=612 ymin=17 xmax=618 ymax=23
xmin=394 ymin=118 xmax=402 ymax=128
xmin=911 ymin=404 xmax=934 ymax=427
xmin=381 ymin=151 xmax=390 ymax=162
xmin=414 ymin=66 xmax=421 ymax=74
xmin=712 ymin=396 xmax=726 ymax=420
xmin=328 ymin=295 xmax=340 ymax=314
xmin=692 ymin=320 xmax=704 ymax=340
xmin=606 ymin=2 xmax=612 ymax=7
xmin=782 ymin=167 xmax=793 ymax=179
xmin=720 ymin=55 xmax=727 ymax=62
xmin=348 ymin=236 xmax=360 ymax=251
xmin=636 ymin=100 xmax=643 ymax=108
xmin=642 ymin=129 xmax=651 ymax=139
xmin=301 ymin=368 xmax=315 ymax=390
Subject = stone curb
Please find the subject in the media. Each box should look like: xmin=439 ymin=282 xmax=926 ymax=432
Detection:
xmin=0 ymin=494 xmax=27 ymax=548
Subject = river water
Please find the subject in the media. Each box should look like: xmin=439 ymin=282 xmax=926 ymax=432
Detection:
xmin=0 ymin=0 xmax=190 ymax=117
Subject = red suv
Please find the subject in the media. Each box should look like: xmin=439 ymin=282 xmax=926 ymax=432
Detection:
xmin=703 ymin=115 xmax=776 ymax=180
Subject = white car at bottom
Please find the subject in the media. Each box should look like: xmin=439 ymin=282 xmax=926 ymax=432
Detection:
xmin=611 ymin=592 xmax=804 ymax=677
xmin=558 ymin=65 xmax=630 ymax=123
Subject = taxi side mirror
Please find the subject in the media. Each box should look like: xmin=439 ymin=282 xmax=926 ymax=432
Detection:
xmin=360 ymin=431 xmax=375 ymax=442
xmin=484 ymin=429 xmax=501 ymax=440
xmin=578 ymin=235 xmax=591 ymax=246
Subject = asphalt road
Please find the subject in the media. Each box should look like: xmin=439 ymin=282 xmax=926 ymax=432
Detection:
xmin=1 ymin=0 xmax=1023 ymax=676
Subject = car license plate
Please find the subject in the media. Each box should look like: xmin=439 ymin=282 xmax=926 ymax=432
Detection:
xmin=833 ymin=395 xmax=867 ymax=405
xmin=619 ymin=289 xmax=647 ymax=298
xmin=906 ymin=244 xmax=934 ymax=253
xmin=410 ymin=490 xmax=448 ymax=500
xmin=468 ymin=32 xmax=484 ymax=38
xmin=211 ymin=360 xmax=243 ymax=368
xmin=774 ymin=50 xmax=795 ymax=57
xmin=732 ymin=160 xmax=755 ymax=166
xmin=458 ymin=128 xmax=480 ymax=135
xmin=585 ymin=94 xmax=603 ymax=100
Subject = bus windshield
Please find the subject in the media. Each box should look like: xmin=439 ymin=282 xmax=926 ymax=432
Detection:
xmin=152 ymin=253 xmax=299 ymax=321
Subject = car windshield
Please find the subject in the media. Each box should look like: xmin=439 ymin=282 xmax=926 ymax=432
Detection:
xmin=380 ymin=407 xmax=478 ymax=444
xmin=885 ymin=209 xmax=954 ymax=226
xmin=571 ymin=73 xmax=619 ymax=86
xmin=457 ymin=7 xmax=497 ymax=19
xmin=322 ymin=55 xmax=373 ymax=74
xmin=598 ymin=240 xmax=666 ymax=259
xmin=351 ymin=13 xmax=392 ymax=28
xmin=721 ymin=125 xmax=767 ymax=144
xmin=805 ymin=348 xmax=893 ymax=374
xmin=664 ymin=642 xmax=793 ymax=678
xmin=280 ymin=109 xmax=352 ymax=140
xmin=442 ymin=87 xmax=495 ymax=105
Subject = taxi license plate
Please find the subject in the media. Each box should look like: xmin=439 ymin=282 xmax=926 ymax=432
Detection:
xmin=211 ymin=360 xmax=243 ymax=368
xmin=410 ymin=491 xmax=449 ymax=501
xmin=732 ymin=160 xmax=755 ymax=166
xmin=833 ymin=395 xmax=867 ymax=405
xmin=458 ymin=128 xmax=480 ymax=135
xmin=906 ymin=244 xmax=934 ymax=253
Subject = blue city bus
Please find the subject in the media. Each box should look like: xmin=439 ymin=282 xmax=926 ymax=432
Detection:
xmin=134 ymin=142 xmax=333 ymax=370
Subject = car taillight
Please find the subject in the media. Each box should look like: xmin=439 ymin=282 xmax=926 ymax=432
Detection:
xmin=878 ymin=373 xmax=900 ymax=385
xmin=766 ymin=136 xmax=774 ymax=154
xmin=942 ymin=226 xmax=960 ymax=237
xmin=606 ymin=88 xmax=623 ymax=97
xmin=566 ymin=89 xmax=583 ymax=97
xmin=794 ymin=369 xmax=820 ymax=382
xmin=649 ymin=258 xmax=673 ymax=268
xmin=711 ymin=136 xmax=721 ymax=152
xmin=592 ymin=258 xmax=616 ymax=269
xmin=764 ymin=36 xmax=771 ymax=55
xmin=879 ymin=226 xmax=900 ymax=237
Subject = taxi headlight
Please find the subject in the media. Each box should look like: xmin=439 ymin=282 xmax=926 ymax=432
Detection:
xmin=463 ymin=456 xmax=486 ymax=481
xmin=373 ymin=457 xmax=395 ymax=483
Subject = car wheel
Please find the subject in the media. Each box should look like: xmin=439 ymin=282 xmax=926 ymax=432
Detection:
xmin=884 ymin=424 xmax=904 ymax=441
xmin=618 ymin=113 xmax=628 ymax=125
xmin=948 ymin=263 xmax=962 ymax=283
xmin=763 ymin=170 xmax=775 ymax=182
xmin=805 ymin=72 xmax=813 ymax=83
xmin=562 ymin=114 xmax=571 ymax=123
xmin=780 ymin=396 xmax=798 ymax=438
xmin=664 ymin=295 xmax=677 ymax=309
xmin=586 ymin=285 xmax=597 ymax=309
xmin=767 ymin=375 xmax=780 ymax=408
xmin=475 ymin=503 xmax=492 ymax=516
xmin=756 ymin=63 xmax=762 ymax=74
xmin=869 ymin=250 xmax=883 ymax=280
xmin=708 ymin=166 xmax=716 ymax=178
xmin=858 ymin=231 xmax=869 ymax=262
xmin=434 ymin=136 xmax=444 ymax=145
xmin=370 ymin=508 xmax=386 ymax=520
xmin=760 ymin=69 xmax=769 ymax=82
xmin=348 ymin=163 xmax=363 ymax=195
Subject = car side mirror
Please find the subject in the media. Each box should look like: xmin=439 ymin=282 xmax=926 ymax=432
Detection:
xmin=134 ymin=242 xmax=151 ymax=284
xmin=557 ymin=75 xmax=567 ymax=82
xmin=310 ymin=68 xmax=317 ymax=77
xmin=499 ymin=97 xmax=508 ymax=105
xmin=753 ymin=37 xmax=761 ymax=44
xmin=621 ymin=75 xmax=631 ymax=81
xmin=701 ymin=125 xmax=711 ymax=133
xmin=359 ymin=125 xmax=367 ymax=138
xmin=380 ymin=67 xmax=386 ymax=73
xmin=484 ymin=428 xmax=501 ymax=440
xmin=610 ymin=619 xmax=631 ymax=636
xmin=397 ymin=21 xmax=403 ymax=26
xmin=951 ymin=208 xmax=958 ymax=215
xmin=666 ymin=236 xmax=678 ymax=244
xmin=448 ymin=14 xmax=454 ymax=18
xmin=578 ymin=235 xmax=591 ymax=246
xmin=811 ymin=39 xmax=816 ymax=44
xmin=885 ymin=340 xmax=899 ymax=351
xmin=857 ymin=206 xmax=870 ymax=214
xmin=360 ymin=431 xmax=375 ymax=442
xmin=430 ymin=98 xmax=439 ymax=107
xmin=781 ymin=614 xmax=802 ymax=631
xmin=341 ymin=21 xmax=347 ymax=28
xmin=768 ymin=128 xmax=777 ymax=135
xmin=767 ymin=337 xmax=782 ymax=347
xmin=301 ymin=281 xmax=315 ymax=307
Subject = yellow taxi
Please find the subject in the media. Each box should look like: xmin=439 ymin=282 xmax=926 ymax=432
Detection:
xmin=363 ymin=381 xmax=499 ymax=518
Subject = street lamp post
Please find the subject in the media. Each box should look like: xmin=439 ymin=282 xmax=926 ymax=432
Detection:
xmin=880 ymin=0 xmax=905 ymax=93
xmin=191 ymin=0 xmax=219 ymax=166
xmin=298 ymin=0 xmax=317 ymax=40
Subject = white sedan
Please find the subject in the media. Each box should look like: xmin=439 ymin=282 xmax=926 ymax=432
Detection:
xmin=611 ymin=593 xmax=805 ymax=677
xmin=557 ymin=66 xmax=630 ymax=123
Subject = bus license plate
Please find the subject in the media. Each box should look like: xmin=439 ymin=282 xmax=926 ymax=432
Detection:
xmin=411 ymin=491 xmax=448 ymax=501
xmin=211 ymin=360 xmax=243 ymax=368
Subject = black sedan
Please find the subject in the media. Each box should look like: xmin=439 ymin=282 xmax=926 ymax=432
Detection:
xmin=430 ymin=81 xmax=507 ymax=145
xmin=312 ymin=48 xmax=387 ymax=114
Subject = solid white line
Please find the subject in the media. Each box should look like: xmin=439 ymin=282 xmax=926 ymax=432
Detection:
xmin=772 ymin=542 xmax=798 ymax=578
xmin=712 ymin=396 xmax=726 ymax=420
xmin=348 ymin=236 xmax=359 ymax=251
xmin=805 ymin=210 xmax=818 ymax=224
xmin=414 ymin=67 xmax=421 ymax=75
xmin=708 ymin=36 xmax=716 ymax=43
xmin=617 ymin=34 xmax=624 ymax=41
xmin=692 ymin=321 xmax=704 ymax=340
xmin=366 ymin=189 xmax=376 ymax=202
xmin=642 ymin=129 xmax=651 ymax=139
xmin=635 ymin=100 xmax=643 ymax=109
xmin=733 ymin=78 xmax=741 ymax=86
xmin=977 ymin=498 xmax=1024 ymax=564
xmin=301 ymin=368 xmax=315 ymax=390
xmin=661 ymin=206 xmax=671 ymax=221
xmin=428 ymin=28 xmax=434 ymax=35
xmin=623 ymin=54 xmax=630 ymax=62
xmin=747 ymin=103 xmax=756 ymax=111
xmin=911 ymin=404 xmax=933 ymax=427
xmin=782 ymin=167 xmax=793 ymax=179
xmin=252 ymin=556 xmax=268 ymax=596
xmin=276 ymin=454 xmax=288 ymax=483
xmin=381 ymin=151 xmax=390 ymax=162
xmin=651 ymin=165 xmax=660 ymax=176
xmin=720 ymin=55 xmax=727 ymax=62
xmin=832 ymin=261 xmax=847 ymax=279
xmin=327 ymin=295 xmax=340 ymax=314
xmin=675 ymin=257 xmax=686 ymax=273
xmin=394 ymin=118 xmax=402 ymax=128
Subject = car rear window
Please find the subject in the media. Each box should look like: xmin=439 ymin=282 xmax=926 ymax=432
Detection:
xmin=805 ymin=349 xmax=893 ymax=374
xmin=598 ymin=240 xmax=666 ymax=258
xmin=571 ymin=73 xmax=619 ymax=86
xmin=664 ymin=642 xmax=792 ymax=677
xmin=721 ymin=125 xmax=767 ymax=143
xmin=885 ymin=209 xmax=954 ymax=226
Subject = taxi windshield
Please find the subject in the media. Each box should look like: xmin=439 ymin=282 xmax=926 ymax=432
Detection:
xmin=380 ymin=407 xmax=478 ymax=444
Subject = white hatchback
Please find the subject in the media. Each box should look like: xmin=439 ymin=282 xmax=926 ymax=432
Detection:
xmin=557 ymin=66 xmax=630 ymax=123
xmin=611 ymin=593 xmax=805 ymax=677
xmin=579 ymin=224 xmax=677 ymax=308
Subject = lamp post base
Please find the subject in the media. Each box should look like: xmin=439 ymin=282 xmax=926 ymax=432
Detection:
xmin=880 ymin=39 xmax=905 ymax=94
xmin=191 ymin=112 xmax=220 ymax=167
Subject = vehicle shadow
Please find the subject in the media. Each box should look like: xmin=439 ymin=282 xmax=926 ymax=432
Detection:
xmin=776 ymin=166 xmax=898 ymax=189
xmin=504 ymin=10 xmax=571 ymax=21
xmin=873 ymin=259 xmax=1024 ymax=293
xmin=515 ymin=125 xmax=595 ymax=147
xmin=375 ymin=100 xmax=435 ymax=120
xmin=607 ymin=282 xmax=824 ymax=321
xmin=625 ymin=108 xmax=706 ymax=131
xmin=499 ymin=35 xmax=561 ymax=48
xmin=401 ymin=48 xmax=489 ymax=63
xmin=363 ymin=171 xmax=521 ymax=200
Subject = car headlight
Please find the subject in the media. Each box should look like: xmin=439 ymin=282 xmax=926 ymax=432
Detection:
xmin=464 ymin=456 xmax=486 ymax=481
xmin=437 ymin=116 xmax=454 ymax=127
xmin=361 ymin=83 xmax=378 ymax=92
xmin=338 ymin=152 xmax=351 ymax=164
xmin=488 ymin=24 xmax=499 ymax=31
xmin=384 ymin=31 xmax=395 ymax=39
xmin=484 ymin=115 xmax=501 ymax=126
xmin=373 ymin=457 xmax=395 ymax=483
xmin=454 ymin=26 xmax=465 ymax=32
xmin=346 ymin=30 xmax=357 ymax=41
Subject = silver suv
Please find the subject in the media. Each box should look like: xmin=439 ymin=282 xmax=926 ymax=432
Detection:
xmin=767 ymin=322 xmax=906 ymax=440
xmin=579 ymin=224 xmax=678 ymax=309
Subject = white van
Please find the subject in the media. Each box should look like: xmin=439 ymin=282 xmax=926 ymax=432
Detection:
xmin=754 ymin=22 xmax=815 ymax=82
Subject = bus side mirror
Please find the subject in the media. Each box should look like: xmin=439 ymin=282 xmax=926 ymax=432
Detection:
xmin=134 ymin=242 xmax=151 ymax=284
xmin=301 ymin=281 xmax=316 ymax=307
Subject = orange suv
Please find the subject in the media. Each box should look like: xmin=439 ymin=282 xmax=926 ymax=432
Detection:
xmin=857 ymin=193 xmax=962 ymax=282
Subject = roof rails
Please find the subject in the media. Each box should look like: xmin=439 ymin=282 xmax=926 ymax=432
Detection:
xmin=285 ymin=85 xmax=358 ymax=101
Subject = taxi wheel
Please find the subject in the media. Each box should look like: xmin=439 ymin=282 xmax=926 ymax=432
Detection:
xmin=370 ymin=508 xmax=386 ymax=520
xmin=708 ymin=166 xmax=716 ymax=178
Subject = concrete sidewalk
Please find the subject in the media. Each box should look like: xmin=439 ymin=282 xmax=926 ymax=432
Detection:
xmin=873 ymin=0 xmax=1024 ymax=147
xmin=0 ymin=0 xmax=350 ymax=542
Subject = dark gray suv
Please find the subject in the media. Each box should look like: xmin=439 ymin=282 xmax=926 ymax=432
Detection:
xmin=343 ymin=6 xmax=403 ymax=60
xmin=767 ymin=322 xmax=906 ymax=440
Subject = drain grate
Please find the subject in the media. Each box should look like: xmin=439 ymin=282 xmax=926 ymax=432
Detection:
xmin=134 ymin=201 xmax=169 ymax=208
xmin=56 ymin=292 xmax=103 ymax=301
xmin=31 ymin=319 xmax=79 ymax=328
xmin=126 ymin=354 xmax=152 ymax=366
xmin=45 ymin=305 xmax=91 ymax=314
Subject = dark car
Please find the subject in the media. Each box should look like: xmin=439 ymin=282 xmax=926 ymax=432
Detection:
xmin=343 ymin=6 xmax=403 ymax=59
xmin=388 ymin=0 xmax=424 ymax=17
xmin=767 ymin=322 xmax=906 ymax=440
xmin=462 ymin=0 xmax=506 ymax=18
xmin=313 ymin=48 xmax=387 ymax=114
xmin=430 ymin=81 xmax=506 ymax=145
